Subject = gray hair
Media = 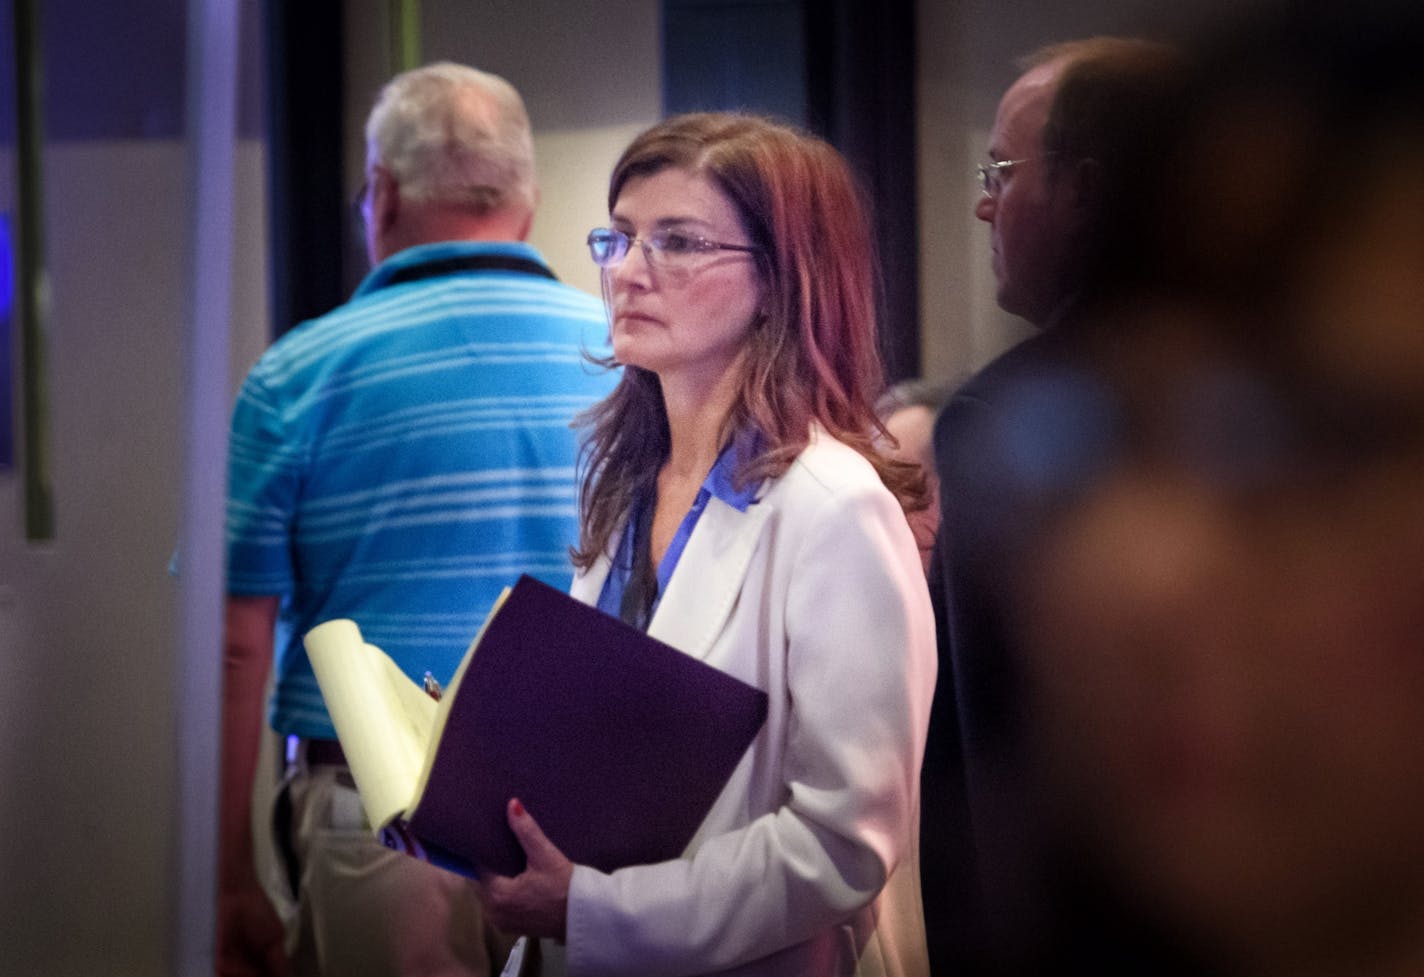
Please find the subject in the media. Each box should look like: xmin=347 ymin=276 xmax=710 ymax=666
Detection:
xmin=365 ymin=62 xmax=536 ymax=216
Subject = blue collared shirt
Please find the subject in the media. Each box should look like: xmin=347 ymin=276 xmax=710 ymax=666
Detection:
xmin=597 ymin=439 xmax=761 ymax=630
xmin=226 ymin=239 xmax=617 ymax=737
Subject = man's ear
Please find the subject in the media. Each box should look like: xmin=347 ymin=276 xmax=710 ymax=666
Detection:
xmin=371 ymin=166 xmax=401 ymax=236
xmin=514 ymin=207 xmax=535 ymax=243
xmin=513 ymin=186 xmax=540 ymax=242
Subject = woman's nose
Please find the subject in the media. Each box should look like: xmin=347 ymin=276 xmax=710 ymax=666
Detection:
xmin=609 ymin=239 xmax=653 ymax=288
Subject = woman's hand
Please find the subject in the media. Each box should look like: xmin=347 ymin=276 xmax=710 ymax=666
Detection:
xmin=479 ymin=798 xmax=574 ymax=941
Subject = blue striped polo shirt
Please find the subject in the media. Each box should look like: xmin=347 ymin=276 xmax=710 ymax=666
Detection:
xmin=226 ymin=240 xmax=618 ymax=738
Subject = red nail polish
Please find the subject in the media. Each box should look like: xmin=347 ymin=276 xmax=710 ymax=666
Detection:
xmin=511 ymin=798 xmax=525 ymax=817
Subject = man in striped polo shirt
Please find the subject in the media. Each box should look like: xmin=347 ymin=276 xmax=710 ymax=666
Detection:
xmin=219 ymin=63 xmax=617 ymax=977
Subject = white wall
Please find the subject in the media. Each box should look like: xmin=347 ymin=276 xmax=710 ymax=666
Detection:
xmin=432 ymin=1 xmax=662 ymax=299
xmin=343 ymin=0 xmax=662 ymax=301
xmin=0 ymin=138 xmax=269 ymax=976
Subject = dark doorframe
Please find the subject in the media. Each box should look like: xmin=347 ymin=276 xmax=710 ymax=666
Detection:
xmin=664 ymin=0 xmax=921 ymax=382
xmin=264 ymin=0 xmax=347 ymax=337
xmin=806 ymin=0 xmax=920 ymax=383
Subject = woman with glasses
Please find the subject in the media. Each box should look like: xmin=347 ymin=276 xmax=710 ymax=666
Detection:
xmin=477 ymin=112 xmax=936 ymax=976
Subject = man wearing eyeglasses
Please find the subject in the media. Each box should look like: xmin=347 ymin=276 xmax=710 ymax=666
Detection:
xmin=219 ymin=63 xmax=617 ymax=977
xmin=976 ymin=39 xmax=1183 ymax=331
xmin=922 ymin=37 xmax=1187 ymax=977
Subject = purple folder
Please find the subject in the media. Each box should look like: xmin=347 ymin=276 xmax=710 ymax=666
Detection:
xmin=403 ymin=574 xmax=769 ymax=879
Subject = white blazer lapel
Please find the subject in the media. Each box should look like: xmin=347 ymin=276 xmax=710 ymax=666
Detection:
xmin=647 ymin=494 xmax=772 ymax=659
xmin=570 ymin=549 xmax=614 ymax=606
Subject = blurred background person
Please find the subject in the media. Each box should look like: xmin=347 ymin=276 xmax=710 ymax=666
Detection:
xmin=220 ymin=63 xmax=617 ymax=977
xmin=476 ymin=111 xmax=936 ymax=977
xmin=876 ymin=377 xmax=958 ymax=572
xmin=921 ymin=35 xmax=1187 ymax=975
xmin=1011 ymin=5 xmax=1424 ymax=976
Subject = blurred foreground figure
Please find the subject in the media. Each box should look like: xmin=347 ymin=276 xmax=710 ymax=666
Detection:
xmin=1014 ymin=6 xmax=1424 ymax=976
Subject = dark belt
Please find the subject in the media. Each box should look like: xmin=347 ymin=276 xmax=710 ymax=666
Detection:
xmin=306 ymin=738 xmax=347 ymax=766
xmin=285 ymin=735 xmax=347 ymax=767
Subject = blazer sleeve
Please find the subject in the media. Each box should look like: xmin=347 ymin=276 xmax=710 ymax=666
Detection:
xmin=563 ymin=476 xmax=937 ymax=976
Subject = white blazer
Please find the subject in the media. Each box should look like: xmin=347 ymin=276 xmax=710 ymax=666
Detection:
xmin=554 ymin=431 xmax=937 ymax=977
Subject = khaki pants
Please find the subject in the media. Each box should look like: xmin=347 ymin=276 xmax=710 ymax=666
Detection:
xmin=273 ymin=761 xmax=517 ymax=977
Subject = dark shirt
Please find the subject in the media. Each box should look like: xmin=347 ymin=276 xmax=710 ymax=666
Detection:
xmin=923 ymin=321 xmax=1206 ymax=976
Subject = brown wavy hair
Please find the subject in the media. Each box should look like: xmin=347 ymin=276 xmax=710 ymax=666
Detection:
xmin=573 ymin=112 xmax=924 ymax=570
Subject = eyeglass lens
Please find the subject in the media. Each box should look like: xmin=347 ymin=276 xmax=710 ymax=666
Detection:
xmin=587 ymin=228 xmax=627 ymax=267
xmin=978 ymin=161 xmax=1011 ymax=196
